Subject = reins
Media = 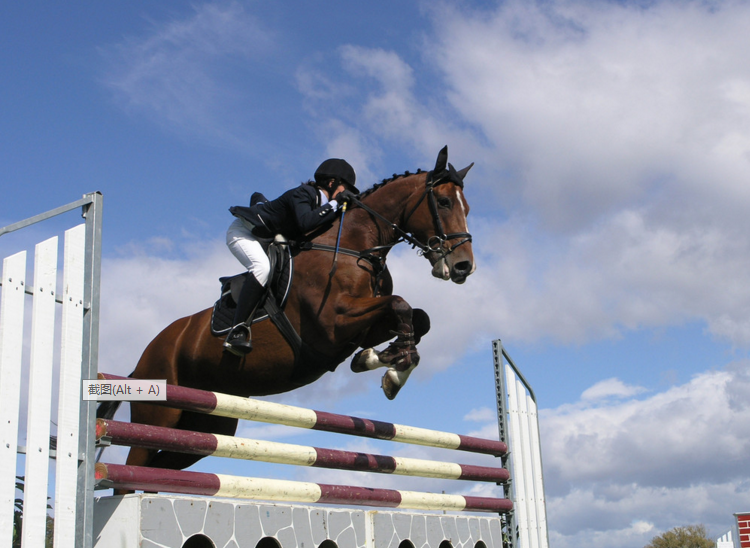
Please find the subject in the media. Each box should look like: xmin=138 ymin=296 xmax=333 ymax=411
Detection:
xmin=328 ymin=202 xmax=347 ymax=278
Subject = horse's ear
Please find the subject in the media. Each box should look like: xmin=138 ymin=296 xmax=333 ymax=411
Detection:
xmin=456 ymin=162 xmax=474 ymax=181
xmin=434 ymin=146 xmax=448 ymax=173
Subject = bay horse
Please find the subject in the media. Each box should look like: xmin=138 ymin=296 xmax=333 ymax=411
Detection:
xmin=101 ymin=146 xmax=475 ymax=472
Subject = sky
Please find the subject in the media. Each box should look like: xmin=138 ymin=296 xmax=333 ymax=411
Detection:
xmin=2 ymin=1 xmax=750 ymax=547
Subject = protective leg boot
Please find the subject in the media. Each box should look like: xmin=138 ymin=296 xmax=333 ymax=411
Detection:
xmin=224 ymin=273 xmax=265 ymax=356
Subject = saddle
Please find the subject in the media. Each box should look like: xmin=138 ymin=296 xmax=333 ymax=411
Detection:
xmin=212 ymin=237 xmax=350 ymax=382
xmin=210 ymin=236 xmax=294 ymax=336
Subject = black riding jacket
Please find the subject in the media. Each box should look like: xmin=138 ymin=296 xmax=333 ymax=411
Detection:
xmin=230 ymin=183 xmax=338 ymax=239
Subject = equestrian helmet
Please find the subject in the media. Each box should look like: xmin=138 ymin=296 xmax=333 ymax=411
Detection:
xmin=314 ymin=159 xmax=359 ymax=193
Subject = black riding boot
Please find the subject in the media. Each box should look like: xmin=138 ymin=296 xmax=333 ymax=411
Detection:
xmin=224 ymin=273 xmax=265 ymax=356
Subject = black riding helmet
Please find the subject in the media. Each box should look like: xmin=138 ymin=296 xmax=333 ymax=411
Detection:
xmin=314 ymin=159 xmax=359 ymax=194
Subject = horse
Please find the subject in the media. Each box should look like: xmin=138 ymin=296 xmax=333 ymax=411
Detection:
xmin=100 ymin=146 xmax=476 ymax=473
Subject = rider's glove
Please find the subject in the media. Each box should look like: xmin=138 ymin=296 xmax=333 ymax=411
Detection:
xmin=335 ymin=190 xmax=359 ymax=205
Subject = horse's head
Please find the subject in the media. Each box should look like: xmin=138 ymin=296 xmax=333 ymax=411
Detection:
xmin=404 ymin=146 xmax=476 ymax=284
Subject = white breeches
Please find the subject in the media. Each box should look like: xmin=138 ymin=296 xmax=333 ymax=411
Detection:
xmin=226 ymin=218 xmax=271 ymax=285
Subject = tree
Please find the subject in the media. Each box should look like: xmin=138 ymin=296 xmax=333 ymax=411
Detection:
xmin=13 ymin=476 xmax=54 ymax=548
xmin=645 ymin=524 xmax=714 ymax=548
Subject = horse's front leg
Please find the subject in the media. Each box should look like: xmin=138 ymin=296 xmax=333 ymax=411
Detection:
xmin=352 ymin=307 xmax=430 ymax=366
xmin=340 ymin=296 xmax=430 ymax=399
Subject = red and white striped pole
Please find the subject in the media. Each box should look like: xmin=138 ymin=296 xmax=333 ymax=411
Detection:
xmin=97 ymin=418 xmax=509 ymax=483
xmin=96 ymin=463 xmax=513 ymax=514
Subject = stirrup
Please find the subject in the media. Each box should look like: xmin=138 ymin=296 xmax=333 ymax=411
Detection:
xmin=223 ymin=324 xmax=252 ymax=356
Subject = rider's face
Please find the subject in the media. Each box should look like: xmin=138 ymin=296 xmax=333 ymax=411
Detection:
xmin=330 ymin=183 xmax=347 ymax=199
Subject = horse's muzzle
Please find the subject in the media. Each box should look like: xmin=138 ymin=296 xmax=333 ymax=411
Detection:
xmin=430 ymin=257 xmax=475 ymax=284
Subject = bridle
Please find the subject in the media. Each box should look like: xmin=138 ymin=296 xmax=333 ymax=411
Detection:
xmin=398 ymin=169 xmax=473 ymax=260
xmin=345 ymin=169 xmax=473 ymax=261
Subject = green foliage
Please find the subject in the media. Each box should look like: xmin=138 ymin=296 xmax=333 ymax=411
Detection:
xmin=645 ymin=524 xmax=714 ymax=548
xmin=13 ymin=475 xmax=54 ymax=548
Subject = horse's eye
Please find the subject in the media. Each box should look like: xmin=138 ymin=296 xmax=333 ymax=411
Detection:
xmin=437 ymin=197 xmax=452 ymax=209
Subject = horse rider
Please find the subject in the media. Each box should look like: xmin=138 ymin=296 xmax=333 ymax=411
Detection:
xmin=224 ymin=159 xmax=360 ymax=356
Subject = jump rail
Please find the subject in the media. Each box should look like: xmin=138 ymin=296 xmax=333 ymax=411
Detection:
xmin=97 ymin=373 xmax=511 ymax=514
xmin=96 ymin=418 xmax=510 ymax=482
xmin=99 ymin=373 xmax=507 ymax=456
xmin=95 ymin=463 xmax=513 ymax=514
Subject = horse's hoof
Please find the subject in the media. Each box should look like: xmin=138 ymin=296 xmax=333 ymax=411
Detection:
xmin=381 ymin=369 xmax=402 ymax=400
xmin=351 ymin=348 xmax=378 ymax=373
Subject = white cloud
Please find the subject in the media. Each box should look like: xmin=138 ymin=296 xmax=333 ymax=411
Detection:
xmin=537 ymin=362 xmax=750 ymax=546
xmin=429 ymin=0 xmax=750 ymax=229
xmin=545 ymin=365 xmax=750 ymax=488
xmin=101 ymin=1 xmax=274 ymax=146
xmin=581 ymin=378 xmax=647 ymax=401
xmin=463 ymin=407 xmax=496 ymax=422
xmin=379 ymin=196 xmax=750 ymax=354
xmin=99 ymin=238 xmax=236 ymax=377
xmin=548 ymin=481 xmax=750 ymax=548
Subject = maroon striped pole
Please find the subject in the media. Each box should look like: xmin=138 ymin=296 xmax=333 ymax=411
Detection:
xmin=95 ymin=463 xmax=513 ymax=514
xmin=99 ymin=373 xmax=507 ymax=456
xmin=97 ymin=419 xmax=509 ymax=483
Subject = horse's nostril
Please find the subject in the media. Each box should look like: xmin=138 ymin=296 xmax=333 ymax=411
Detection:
xmin=454 ymin=261 xmax=472 ymax=275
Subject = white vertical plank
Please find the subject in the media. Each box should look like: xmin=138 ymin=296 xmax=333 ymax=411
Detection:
xmin=506 ymin=364 xmax=529 ymax=548
xmin=53 ymin=225 xmax=85 ymax=548
xmin=516 ymin=378 xmax=539 ymax=548
xmin=0 ymin=251 xmax=27 ymax=547
xmin=22 ymin=237 xmax=58 ymax=548
xmin=526 ymin=396 xmax=548 ymax=548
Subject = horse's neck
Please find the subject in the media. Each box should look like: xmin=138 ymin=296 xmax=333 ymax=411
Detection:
xmin=354 ymin=176 xmax=421 ymax=247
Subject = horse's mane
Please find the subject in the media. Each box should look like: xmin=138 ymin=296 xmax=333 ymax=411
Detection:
xmin=358 ymin=169 xmax=426 ymax=200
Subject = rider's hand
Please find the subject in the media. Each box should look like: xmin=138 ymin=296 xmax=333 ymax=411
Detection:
xmin=335 ymin=189 xmax=359 ymax=205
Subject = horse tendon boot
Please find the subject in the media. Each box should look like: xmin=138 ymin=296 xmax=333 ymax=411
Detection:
xmin=377 ymin=323 xmax=420 ymax=370
xmin=378 ymin=323 xmax=421 ymax=400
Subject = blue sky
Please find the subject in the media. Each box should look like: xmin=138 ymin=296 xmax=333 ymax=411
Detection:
xmin=3 ymin=1 xmax=750 ymax=547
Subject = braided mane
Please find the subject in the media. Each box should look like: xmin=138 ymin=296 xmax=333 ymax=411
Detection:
xmin=358 ymin=169 xmax=426 ymax=200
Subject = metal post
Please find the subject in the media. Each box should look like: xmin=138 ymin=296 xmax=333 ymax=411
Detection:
xmin=494 ymin=340 xmax=517 ymax=548
xmin=76 ymin=192 xmax=103 ymax=548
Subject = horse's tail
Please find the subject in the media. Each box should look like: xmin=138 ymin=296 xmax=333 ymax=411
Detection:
xmin=95 ymin=400 xmax=121 ymax=420
xmin=95 ymin=369 xmax=136 ymax=420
